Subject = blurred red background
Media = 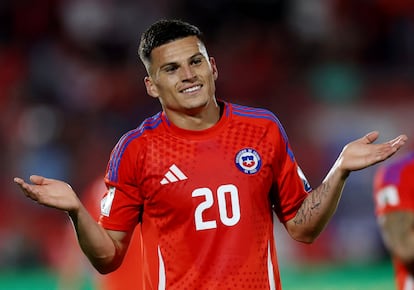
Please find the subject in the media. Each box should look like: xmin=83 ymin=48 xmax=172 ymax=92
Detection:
xmin=1 ymin=0 xmax=414 ymax=288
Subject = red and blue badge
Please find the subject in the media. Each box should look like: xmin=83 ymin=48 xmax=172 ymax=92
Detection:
xmin=235 ymin=148 xmax=262 ymax=174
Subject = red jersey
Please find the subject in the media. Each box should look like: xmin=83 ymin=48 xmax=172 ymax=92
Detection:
xmin=99 ymin=101 xmax=311 ymax=290
xmin=373 ymin=152 xmax=414 ymax=290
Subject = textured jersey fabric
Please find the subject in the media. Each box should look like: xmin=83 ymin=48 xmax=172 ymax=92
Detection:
xmin=99 ymin=101 xmax=311 ymax=289
xmin=373 ymin=152 xmax=414 ymax=290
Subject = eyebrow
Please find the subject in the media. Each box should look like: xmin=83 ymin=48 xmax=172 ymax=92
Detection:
xmin=159 ymin=52 xmax=205 ymax=70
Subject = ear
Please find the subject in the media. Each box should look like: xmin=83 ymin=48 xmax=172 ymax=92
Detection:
xmin=144 ymin=76 xmax=159 ymax=98
xmin=209 ymin=57 xmax=218 ymax=80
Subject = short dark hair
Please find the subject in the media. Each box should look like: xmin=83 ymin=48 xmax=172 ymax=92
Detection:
xmin=138 ymin=19 xmax=204 ymax=65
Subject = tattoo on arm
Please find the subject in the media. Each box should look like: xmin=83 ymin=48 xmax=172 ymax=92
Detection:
xmin=293 ymin=183 xmax=329 ymax=225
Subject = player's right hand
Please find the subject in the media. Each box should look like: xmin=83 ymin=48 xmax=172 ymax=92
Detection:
xmin=14 ymin=175 xmax=81 ymax=212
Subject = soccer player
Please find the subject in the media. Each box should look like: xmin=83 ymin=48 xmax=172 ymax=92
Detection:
xmin=373 ymin=151 xmax=414 ymax=290
xmin=14 ymin=19 xmax=407 ymax=290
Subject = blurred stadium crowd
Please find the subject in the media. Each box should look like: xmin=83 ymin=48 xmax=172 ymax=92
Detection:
xmin=1 ymin=0 xmax=414 ymax=273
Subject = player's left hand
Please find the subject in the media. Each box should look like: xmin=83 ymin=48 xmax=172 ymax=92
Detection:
xmin=336 ymin=131 xmax=408 ymax=173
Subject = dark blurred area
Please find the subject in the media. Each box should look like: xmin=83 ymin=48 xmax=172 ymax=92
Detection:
xmin=1 ymin=0 xmax=414 ymax=274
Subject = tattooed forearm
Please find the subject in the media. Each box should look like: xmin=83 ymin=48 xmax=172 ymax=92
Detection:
xmin=293 ymin=182 xmax=330 ymax=226
xmin=286 ymin=166 xmax=347 ymax=242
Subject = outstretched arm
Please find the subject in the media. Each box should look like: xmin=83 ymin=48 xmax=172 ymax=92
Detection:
xmin=285 ymin=131 xmax=408 ymax=243
xmin=13 ymin=175 xmax=131 ymax=274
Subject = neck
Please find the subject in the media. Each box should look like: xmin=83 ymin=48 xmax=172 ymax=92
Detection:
xmin=165 ymin=100 xmax=223 ymax=131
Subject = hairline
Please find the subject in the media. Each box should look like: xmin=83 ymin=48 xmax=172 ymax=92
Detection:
xmin=138 ymin=20 xmax=206 ymax=73
xmin=143 ymin=35 xmax=208 ymax=75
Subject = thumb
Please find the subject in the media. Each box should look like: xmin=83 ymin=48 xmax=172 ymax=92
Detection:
xmin=363 ymin=131 xmax=379 ymax=144
xmin=29 ymin=175 xmax=47 ymax=185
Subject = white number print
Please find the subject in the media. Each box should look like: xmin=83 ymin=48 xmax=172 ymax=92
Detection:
xmin=192 ymin=184 xmax=241 ymax=231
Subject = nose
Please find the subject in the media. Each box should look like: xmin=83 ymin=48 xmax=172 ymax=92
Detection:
xmin=180 ymin=65 xmax=196 ymax=81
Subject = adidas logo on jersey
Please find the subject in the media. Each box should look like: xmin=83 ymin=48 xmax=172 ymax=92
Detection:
xmin=160 ymin=164 xmax=188 ymax=184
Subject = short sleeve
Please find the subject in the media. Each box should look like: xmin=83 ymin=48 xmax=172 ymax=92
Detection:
xmin=269 ymin=119 xmax=310 ymax=223
xmin=373 ymin=162 xmax=414 ymax=216
xmin=99 ymin=132 xmax=145 ymax=231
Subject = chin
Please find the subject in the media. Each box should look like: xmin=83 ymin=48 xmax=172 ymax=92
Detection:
xmin=185 ymin=95 xmax=209 ymax=107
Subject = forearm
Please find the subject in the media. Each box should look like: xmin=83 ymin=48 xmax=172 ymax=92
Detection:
xmin=68 ymin=205 xmax=122 ymax=274
xmin=286 ymin=130 xmax=407 ymax=243
xmin=13 ymin=175 xmax=126 ymax=272
xmin=288 ymin=161 xmax=350 ymax=243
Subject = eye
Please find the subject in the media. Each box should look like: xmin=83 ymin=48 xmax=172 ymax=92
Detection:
xmin=190 ymin=57 xmax=203 ymax=65
xmin=164 ymin=65 xmax=178 ymax=73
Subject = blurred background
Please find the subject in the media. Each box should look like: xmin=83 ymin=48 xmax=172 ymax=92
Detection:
xmin=1 ymin=0 xmax=414 ymax=289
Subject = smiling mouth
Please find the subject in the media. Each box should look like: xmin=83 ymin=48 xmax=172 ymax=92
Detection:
xmin=181 ymin=85 xmax=202 ymax=94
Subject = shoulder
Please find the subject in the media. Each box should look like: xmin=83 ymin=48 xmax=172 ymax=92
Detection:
xmin=228 ymin=102 xmax=289 ymax=141
xmin=229 ymin=102 xmax=279 ymax=123
xmin=116 ymin=112 xmax=163 ymax=147
xmin=374 ymin=152 xmax=414 ymax=200
xmin=228 ymin=102 xmax=284 ymax=129
xmin=109 ymin=112 xmax=163 ymax=162
xmin=106 ymin=112 xmax=163 ymax=182
xmin=378 ymin=152 xmax=414 ymax=180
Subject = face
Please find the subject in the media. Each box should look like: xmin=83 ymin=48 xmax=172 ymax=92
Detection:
xmin=144 ymin=36 xmax=218 ymax=116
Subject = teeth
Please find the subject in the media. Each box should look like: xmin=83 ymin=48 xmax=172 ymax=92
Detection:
xmin=182 ymin=85 xmax=201 ymax=93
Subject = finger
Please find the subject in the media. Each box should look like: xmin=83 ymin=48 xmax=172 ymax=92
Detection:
xmin=13 ymin=177 xmax=45 ymax=206
xmin=13 ymin=177 xmax=32 ymax=192
xmin=14 ymin=180 xmax=36 ymax=199
xmin=363 ymin=131 xmax=379 ymax=144
xmin=13 ymin=177 xmax=25 ymax=185
xmin=375 ymin=136 xmax=407 ymax=161
xmin=389 ymin=134 xmax=408 ymax=148
xmin=30 ymin=175 xmax=45 ymax=185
